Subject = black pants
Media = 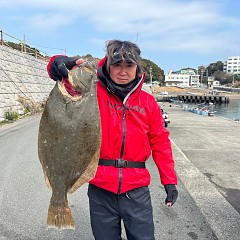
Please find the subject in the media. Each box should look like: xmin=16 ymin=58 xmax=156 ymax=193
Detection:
xmin=87 ymin=184 xmax=155 ymax=240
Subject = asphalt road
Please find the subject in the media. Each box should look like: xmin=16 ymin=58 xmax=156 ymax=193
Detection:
xmin=0 ymin=110 xmax=238 ymax=240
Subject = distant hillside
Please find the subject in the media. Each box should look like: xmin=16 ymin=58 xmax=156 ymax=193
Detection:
xmin=4 ymin=41 xmax=45 ymax=58
xmin=74 ymin=54 xmax=101 ymax=68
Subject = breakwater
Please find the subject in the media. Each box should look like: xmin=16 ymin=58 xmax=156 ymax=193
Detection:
xmin=0 ymin=45 xmax=54 ymax=120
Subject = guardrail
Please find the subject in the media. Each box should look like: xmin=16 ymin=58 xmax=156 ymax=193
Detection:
xmin=0 ymin=30 xmax=50 ymax=60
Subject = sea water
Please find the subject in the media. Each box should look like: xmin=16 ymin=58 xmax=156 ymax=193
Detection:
xmin=213 ymin=99 xmax=240 ymax=120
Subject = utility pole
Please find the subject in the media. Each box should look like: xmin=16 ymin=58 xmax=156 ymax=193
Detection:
xmin=0 ymin=30 xmax=3 ymax=45
xmin=200 ymin=68 xmax=204 ymax=87
xmin=149 ymin=66 xmax=153 ymax=87
xmin=23 ymin=35 xmax=26 ymax=53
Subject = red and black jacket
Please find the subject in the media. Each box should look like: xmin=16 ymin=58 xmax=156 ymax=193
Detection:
xmin=89 ymin=57 xmax=178 ymax=194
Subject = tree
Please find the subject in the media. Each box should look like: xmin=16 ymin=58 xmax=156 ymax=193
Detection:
xmin=141 ymin=58 xmax=164 ymax=84
xmin=198 ymin=65 xmax=207 ymax=83
xmin=212 ymin=71 xmax=229 ymax=85
xmin=207 ymin=61 xmax=223 ymax=76
xmin=212 ymin=71 xmax=240 ymax=86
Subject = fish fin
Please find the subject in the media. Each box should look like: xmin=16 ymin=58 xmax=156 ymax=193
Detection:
xmin=47 ymin=202 xmax=75 ymax=229
xmin=38 ymin=153 xmax=52 ymax=190
xmin=45 ymin=175 xmax=52 ymax=190
xmin=68 ymin=150 xmax=100 ymax=194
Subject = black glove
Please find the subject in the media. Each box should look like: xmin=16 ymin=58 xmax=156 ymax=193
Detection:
xmin=49 ymin=56 xmax=79 ymax=81
xmin=164 ymin=184 xmax=178 ymax=206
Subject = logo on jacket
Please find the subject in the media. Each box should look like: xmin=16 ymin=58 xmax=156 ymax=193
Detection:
xmin=106 ymin=100 xmax=146 ymax=115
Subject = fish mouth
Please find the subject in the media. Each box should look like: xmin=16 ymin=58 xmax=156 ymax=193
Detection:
xmin=58 ymin=78 xmax=82 ymax=102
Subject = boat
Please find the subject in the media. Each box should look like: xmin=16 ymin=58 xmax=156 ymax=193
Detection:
xmin=183 ymin=103 xmax=216 ymax=116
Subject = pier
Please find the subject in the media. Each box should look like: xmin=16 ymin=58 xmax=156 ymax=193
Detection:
xmin=156 ymin=94 xmax=230 ymax=104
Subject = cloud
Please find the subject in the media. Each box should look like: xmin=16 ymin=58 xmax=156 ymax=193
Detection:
xmin=27 ymin=13 xmax=79 ymax=31
xmin=1 ymin=0 xmax=240 ymax=57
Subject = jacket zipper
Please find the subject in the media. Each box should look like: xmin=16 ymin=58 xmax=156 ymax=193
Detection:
xmin=116 ymin=76 xmax=144 ymax=194
xmin=117 ymin=105 xmax=127 ymax=194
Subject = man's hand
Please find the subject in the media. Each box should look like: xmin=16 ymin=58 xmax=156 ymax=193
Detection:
xmin=49 ymin=56 xmax=84 ymax=81
xmin=164 ymin=184 xmax=178 ymax=206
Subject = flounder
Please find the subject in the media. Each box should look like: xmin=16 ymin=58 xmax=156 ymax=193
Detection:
xmin=38 ymin=62 xmax=101 ymax=229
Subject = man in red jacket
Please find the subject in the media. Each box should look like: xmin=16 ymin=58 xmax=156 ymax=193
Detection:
xmin=47 ymin=39 xmax=178 ymax=240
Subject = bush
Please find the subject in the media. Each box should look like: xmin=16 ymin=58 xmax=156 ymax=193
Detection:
xmin=18 ymin=96 xmax=44 ymax=115
xmin=4 ymin=109 xmax=19 ymax=121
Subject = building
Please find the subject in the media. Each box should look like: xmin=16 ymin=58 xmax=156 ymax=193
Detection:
xmin=223 ymin=56 xmax=240 ymax=74
xmin=165 ymin=68 xmax=200 ymax=87
xmin=207 ymin=76 xmax=215 ymax=89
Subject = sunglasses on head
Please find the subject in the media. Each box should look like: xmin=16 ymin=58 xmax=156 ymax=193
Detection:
xmin=111 ymin=51 xmax=136 ymax=64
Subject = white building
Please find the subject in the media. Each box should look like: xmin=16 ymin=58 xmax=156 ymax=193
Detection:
xmin=223 ymin=56 xmax=240 ymax=74
xmin=207 ymin=76 xmax=215 ymax=88
xmin=213 ymin=80 xmax=220 ymax=86
xmin=165 ymin=68 xmax=200 ymax=87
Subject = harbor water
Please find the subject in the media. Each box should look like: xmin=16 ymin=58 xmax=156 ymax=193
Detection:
xmin=173 ymin=98 xmax=240 ymax=121
xmin=213 ymin=98 xmax=240 ymax=120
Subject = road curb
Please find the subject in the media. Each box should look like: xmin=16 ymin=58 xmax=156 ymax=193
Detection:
xmin=171 ymin=140 xmax=240 ymax=240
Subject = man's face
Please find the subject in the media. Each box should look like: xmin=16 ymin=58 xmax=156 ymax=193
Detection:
xmin=109 ymin=60 xmax=137 ymax=84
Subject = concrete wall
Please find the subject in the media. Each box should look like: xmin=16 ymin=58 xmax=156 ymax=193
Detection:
xmin=213 ymin=86 xmax=240 ymax=93
xmin=0 ymin=45 xmax=54 ymax=120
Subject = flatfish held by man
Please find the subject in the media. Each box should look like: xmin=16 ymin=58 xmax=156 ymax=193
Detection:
xmin=38 ymin=62 xmax=101 ymax=229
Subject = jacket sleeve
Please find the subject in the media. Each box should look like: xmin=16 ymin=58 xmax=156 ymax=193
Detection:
xmin=148 ymin=98 xmax=178 ymax=185
xmin=46 ymin=55 xmax=67 ymax=78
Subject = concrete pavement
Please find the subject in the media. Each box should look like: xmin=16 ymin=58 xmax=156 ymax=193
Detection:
xmin=1 ymin=106 xmax=240 ymax=239
xmin=0 ymin=114 xmax=219 ymax=240
xmin=161 ymin=102 xmax=240 ymax=240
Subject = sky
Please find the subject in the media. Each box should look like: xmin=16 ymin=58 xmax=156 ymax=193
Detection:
xmin=1 ymin=0 xmax=240 ymax=73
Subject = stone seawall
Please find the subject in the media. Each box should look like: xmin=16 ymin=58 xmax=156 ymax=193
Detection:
xmin=0 ymin=45 xmax=54 ymax=119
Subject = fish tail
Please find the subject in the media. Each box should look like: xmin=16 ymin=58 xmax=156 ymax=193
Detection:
xmin=47 ymin=202 xmax=75 ymax=229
